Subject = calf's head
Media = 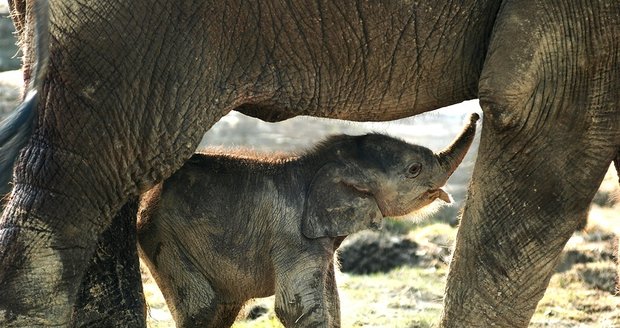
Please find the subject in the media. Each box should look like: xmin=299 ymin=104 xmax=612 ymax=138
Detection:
xmin=302 ymin=113 xmax=479 ymax=239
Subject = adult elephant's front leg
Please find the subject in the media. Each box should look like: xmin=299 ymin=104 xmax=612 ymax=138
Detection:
xmin=0 ymin=114 xmax=213 ymax=327
xmin=0 ymin=1 xmax=231 ymax=325
xmin=440 ymin=1 xmax=620 ymax=327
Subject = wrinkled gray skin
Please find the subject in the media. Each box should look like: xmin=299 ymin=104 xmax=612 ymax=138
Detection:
xmin=1 ymin=0 xmax=619 ymax=327
xmin=138 ymin=123 xmax=476 ymax=328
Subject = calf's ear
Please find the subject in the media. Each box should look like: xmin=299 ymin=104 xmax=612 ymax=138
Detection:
xmin=302 ymin=163 xmax=383 ymax=239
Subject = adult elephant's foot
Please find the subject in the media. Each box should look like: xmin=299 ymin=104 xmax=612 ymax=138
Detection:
xmin=72 ymin=199 xmax=146 ymax=327
xmin=0 ymin=144 xmax=128 ymax=326
xmin=440 ymin=0 xmax=620 ymax=326
xmin=0 ymin=188 xmax=99 ymax=326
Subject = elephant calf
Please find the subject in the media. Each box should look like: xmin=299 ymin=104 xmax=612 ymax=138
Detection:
xmin=137 ymin=115 xmax=478 ymax=328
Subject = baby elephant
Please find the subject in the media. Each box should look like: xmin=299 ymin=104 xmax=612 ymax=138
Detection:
xmin=137 ymin=114 xmax=479 ymax=328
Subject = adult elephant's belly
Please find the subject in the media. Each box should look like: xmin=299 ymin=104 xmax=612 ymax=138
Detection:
xmin=216 ymin=0 xmax=503 ymax=123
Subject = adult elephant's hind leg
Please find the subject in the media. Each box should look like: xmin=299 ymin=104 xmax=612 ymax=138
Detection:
xmin=71 ymin=198 xmax=146 ymax=327
xmin=440 ymin=0 xmax=620 ymax=327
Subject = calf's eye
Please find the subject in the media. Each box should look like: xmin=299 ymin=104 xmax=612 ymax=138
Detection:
xmin=406 ymin=163 xmax=422 ymax=178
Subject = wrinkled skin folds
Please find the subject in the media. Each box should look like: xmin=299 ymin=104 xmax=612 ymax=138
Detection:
xmin=1 ymin=0 xmax=619 ymax=327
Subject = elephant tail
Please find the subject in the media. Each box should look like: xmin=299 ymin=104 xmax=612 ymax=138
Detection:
xmin=0 ymin=0 xmax=49 ymax=196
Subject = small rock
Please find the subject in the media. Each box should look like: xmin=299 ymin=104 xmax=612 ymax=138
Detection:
xmin=556 ymin=250 xmax=595 ymax=273
xmin=577 ymin=263 xmax=617 ymax=294
xmin=246 ymin=304 xmax=268 ymax=320
xmin=337 ymin=231 xmax=419 ymax=274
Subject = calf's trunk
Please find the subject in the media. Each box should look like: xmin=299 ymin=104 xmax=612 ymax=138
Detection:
xmin=437 ymin=113 xmax=480 ymax=180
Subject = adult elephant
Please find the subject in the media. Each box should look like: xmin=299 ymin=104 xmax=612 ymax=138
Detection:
xmin=1 ymin=0 xmax=618 ymax=327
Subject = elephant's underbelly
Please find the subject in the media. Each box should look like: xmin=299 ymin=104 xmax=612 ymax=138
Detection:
xmin=199 ymin=0 xmax=502 ymax=123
